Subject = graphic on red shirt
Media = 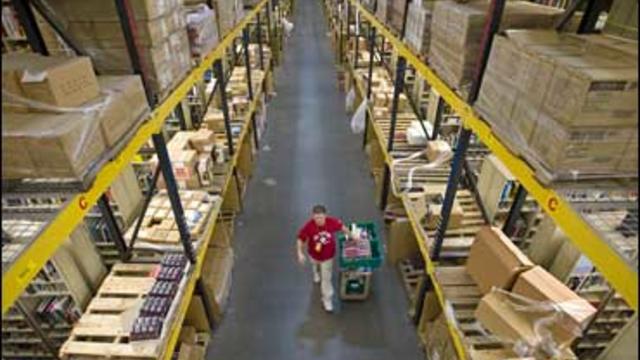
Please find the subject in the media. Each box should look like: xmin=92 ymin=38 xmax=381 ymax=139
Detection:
xmin=297 ymin=216 xmax=343 ymax=262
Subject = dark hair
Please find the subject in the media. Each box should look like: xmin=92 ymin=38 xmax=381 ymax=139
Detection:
xmin=312 ymin=204 xmax=327 ymax=214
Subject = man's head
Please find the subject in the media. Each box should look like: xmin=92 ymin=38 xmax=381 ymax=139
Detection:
xmin=312 ymin=204 xmax=327 ymax=226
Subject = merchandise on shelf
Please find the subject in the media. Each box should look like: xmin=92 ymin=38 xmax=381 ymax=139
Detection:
xmin=45 ymin=0 xmax=191 ymax=99
xmin=2 ymin=54 xmax=149 ymax=180
xmin=404 ymin=0 xmax=435 ymax=58
xmin=152 ymin=128 xmax=217 ymax=189
xmin=475 ymin=30 xmax=638 ymax=180
xmin=388 ymin=0 xmax=408 ymax=33
xmin=186 ymin=4 xmax=220 ymax=61
xmin=200 ymin=245 xmax=234 ymax=321
xmin=123 ymin=190 xmax=217 ymax=245
xmin=603 ymin=0 xmax=638 ymax=41
xmin=428 ymin=0 xmax=563 ymax=93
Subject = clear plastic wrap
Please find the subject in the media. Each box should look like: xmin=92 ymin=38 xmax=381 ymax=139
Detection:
xmin=476 ymin=288 xmax=582 ymax=359
xmin=2 ymin=75 xmax=149 ymax=180
xmin=350 ymin=99 xmax=367 ymax=134
xmin=186 ymin=4 xmax=219 ymax=60
xmin=475 ymin=30 xmax=638 ymax=181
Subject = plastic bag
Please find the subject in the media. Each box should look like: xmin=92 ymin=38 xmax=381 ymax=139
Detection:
xmin=282 ymin=18 xmax=294 ymax=37
xmin=350 ymin=99 xmax=367 ymax=134
xmin=345 ymin=88 xmax=355 ymax=112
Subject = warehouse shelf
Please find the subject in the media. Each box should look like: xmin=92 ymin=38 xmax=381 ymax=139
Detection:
xmin=324 ymin=0 xmax=637 ymax=358
xmin=1 ymin=0 xmax=270 ymax=315
xmin=341 ymin=0 xmax=637 ymax=314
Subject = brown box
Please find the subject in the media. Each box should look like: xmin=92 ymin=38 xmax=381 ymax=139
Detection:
xmin=178 ymin=326 xmax=197 ymax=345
xmin=46 ymin=0 xmax=181 ymax=21
xmin=423 ymin=313 xmax=457 ymax=360
xmin=185 ymin=295 xmax=211 ymax=332
xmin=2 ymin=53 xmax=99 ymax=108
xmin=426 ymin=140 xmax=452 ymax=162
xmin=429 ymin=1 xmax=563 ymax=90
xmin=189 ymin=128 xmax=216 ymax=153
xmin=2 ymin=111 xmax=107 ymax=179
xmin=96 ymin=75 xmax=149 ymax=146
xmin=424 ymin=200 xmax=464 ymax=230
xmin=475 ymin=291 xmax=579 ymax=358
xmin=201 ymin=246 xmax=234 ymax=321
xmin=466 ymin=226 xmax=533 ymax=294
xmin=512 ymin=266 xmax=597 ymax=342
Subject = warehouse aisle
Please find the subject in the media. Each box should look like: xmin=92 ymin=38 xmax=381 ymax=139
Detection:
xmin=206 ymin=0 xmax=423 ymax=358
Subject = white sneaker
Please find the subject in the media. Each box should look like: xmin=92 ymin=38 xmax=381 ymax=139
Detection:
xmin=313 ymin=273 xmax=321 ymax=284
xmin=322 ymin=299 xmax=334 ymax=312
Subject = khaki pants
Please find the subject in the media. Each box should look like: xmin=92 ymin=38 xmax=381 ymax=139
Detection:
xmin=312 ymin=259 xmax=334 ymax=304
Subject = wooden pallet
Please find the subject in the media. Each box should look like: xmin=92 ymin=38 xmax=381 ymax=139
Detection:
xmin=60 ymin=263 xmax=189 ymax=359
xmin=433 ymin=266 xmax=510 ymax=353
xmin=398 ymin=258 xmax=425 ymax=308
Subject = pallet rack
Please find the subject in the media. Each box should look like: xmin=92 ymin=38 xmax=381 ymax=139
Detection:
xmin=323 ymin=0 xmax=637 ymax=358
xmin=2 ymin=0 xmax=288 ymax=358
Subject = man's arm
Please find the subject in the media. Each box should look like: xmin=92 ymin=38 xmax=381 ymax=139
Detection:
xmin=296 ymin=238 xmax=306 ymax=265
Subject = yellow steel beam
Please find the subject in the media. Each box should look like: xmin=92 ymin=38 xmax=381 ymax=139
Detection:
xmin=348 ymin=0 xmax=637 ymax=311
xmin=2 ymin=0 xmax=270 ymax=315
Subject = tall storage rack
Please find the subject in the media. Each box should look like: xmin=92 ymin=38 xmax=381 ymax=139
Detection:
xmin=323 ymin=0 xmax=637 ymax=358
xmin=2 ymin=0 xmax=289 ymax=358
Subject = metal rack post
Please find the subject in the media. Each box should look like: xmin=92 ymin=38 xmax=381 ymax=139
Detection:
xmin=362 ymin=24 xmax=377 ymax=148
xmin=400 ymin=0 xmax=411 ymax=39
xmin=379 ymin=56 xmax=406 ymax=210
xmin=353 ymin=8 xmax=359 ymax=68
xmin=431 ymin=0 xmax=506 ymax=261
xmin=114 ymin=0 xmax=155 ymax=105
xmin=257 ymin=12 xmax=266 ymax=70
xmin=243 ymin=27 xmax=260 ymax=149
xmin=11 ymin=0 xmax=48 ymax=55
xmin=430 ymin=97 xmax=444 ymax=140
xmin=502 ymin=185 xmax=528 ymax=236
xmin=15 ymin=300 xmax=59 ymax=359
xmin=126 ymin=166 xmax=161 ymax=258
xmin=97 ymin=194 xmax=129 ymax=261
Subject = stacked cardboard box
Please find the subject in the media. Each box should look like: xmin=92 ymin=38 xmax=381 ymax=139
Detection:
xmin=428 ymin=1 xmax=563 ymax=93
xmin=201 ymin=245 xmax=234 ymax=321
xmin=464 ymin=227 xmax=594 ymax=358
xmin=123 ymin=190 xmax=217 ymax=244
xmin=376 ymin=0 xmax=389 ymax=25
xmin=388 ymin=0 xmax=408 ymax=34
xmin=186 ymin=4 xmax=220 ymax=61
xmin=475 ymin=30 xmax=638 ymax=180
xmin=153 ymin=129 xmax=217 ymax=190
xmin=213 ymin=0 xmax=244 ymax=38
xmin=404 ymin=0 xmax=435 ymax=58
xmin=46 ymin=0 xmax=191 ymax=99
xmin=604 ymin=0 xmax=638 ymax=40
xmin=2 ymin=54 xmax=148 ymax=180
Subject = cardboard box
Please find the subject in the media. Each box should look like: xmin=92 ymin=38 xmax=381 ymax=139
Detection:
xmin=2 ymin=53 xmax=99 ymax=108
xmin=466 ymin=226 xmax=533 ymax=294
xmin=179 ymin=326 xmax=197 ymax=345
xmin=475 ymin=291 xmax=579 ymax=358
xmin=423 ymin=313 xmax=457 ymax=360
xmin=429 ymin=1 xmax=563 ymax=90
xmin=201 ymin=246 xmax=234 ymax=321
xmin=189 ymin=128 xmax=216 ymax=153
xmin=424 ymin=200 xmax=464 ymax=230
xmin=46 ymin=0 xmax=181 ymax=21
xmin=185 ymin=295 xmax=210 ymax=332
xmin=469 ymin=349 xmax=536 ymax=360
xmin=425 ymin=140 xmax=451 ymax=162
xmin=2 ymin=111 xmax=107 ymax=179
xmin=512 ymin=266 xmax=597 ymax=342
xmin=96 ymin=76 xmax=149 ymax=146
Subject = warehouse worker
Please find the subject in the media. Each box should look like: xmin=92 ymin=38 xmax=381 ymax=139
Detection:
xmin=296 ymin=204 xmax=356 ymax=312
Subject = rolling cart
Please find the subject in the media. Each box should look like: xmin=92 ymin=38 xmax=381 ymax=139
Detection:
xmin=337 ymin=221 xmax=383 ymax=300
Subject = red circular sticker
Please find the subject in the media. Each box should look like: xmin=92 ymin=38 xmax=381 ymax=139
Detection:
xmin=547 ymin=197 xmax=559 ymax=212
xmin=78 ymin=196 xmax=88 ymax=210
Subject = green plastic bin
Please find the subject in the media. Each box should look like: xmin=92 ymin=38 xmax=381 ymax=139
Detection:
xmin=337 ymin=221 xmax=383 ymax=271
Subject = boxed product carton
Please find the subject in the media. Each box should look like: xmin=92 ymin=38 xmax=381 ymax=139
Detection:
xmin=2 ymin=111 xmax=107 ymax=179
xmin=2 ymin=54 xmax=99 ymax=108
xmin=424 ymin=200 xmax=464 ymax=230
xmin=475 ymin=291 xmax=579 ymax=359
xmin=426 ymin=140 xmax=451 ymax=162
xmin=466 ymin=226 xmax=533 ymax=294
xmin=512 ymin=266 xmax=597 ymax=342
xmin=97 ymin=76 xmax=150 ymax=146
xmin=201 ymin=246 xmax=234 ymax=321
xmin=429 ymin=1 xmax=563 ymax=92
xmin=475 ymin=30 xmax=638 ymax=179
xmin=404 ymin=0 xmax=435 ymax=57
xmin=46 ymin=0 xmax=182 ymax=21
xmin=186 ymin=5 xmax=220 ymax=60
xmin=423 ymin=313 xmax=457 ymax=360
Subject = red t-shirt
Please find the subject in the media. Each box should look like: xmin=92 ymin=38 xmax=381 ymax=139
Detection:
xmin=297 ymin=216 xmax=344 ymax=262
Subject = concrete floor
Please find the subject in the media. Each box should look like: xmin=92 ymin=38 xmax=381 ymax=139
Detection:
xmin=205 ymin=0 xmax=423 ymax=358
